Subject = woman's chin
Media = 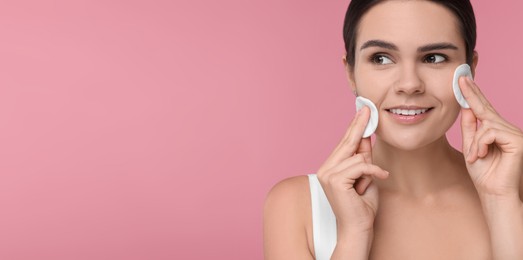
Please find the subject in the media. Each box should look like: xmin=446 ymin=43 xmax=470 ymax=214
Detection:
xmin=375 ymin=131 xmax=447 ymax=152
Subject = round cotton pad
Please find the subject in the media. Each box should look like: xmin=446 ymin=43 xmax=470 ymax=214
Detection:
xmin=355 ymin=96 xmax=379 ymax=138
xmin=453 ymin=64 xmax=473 ymax=108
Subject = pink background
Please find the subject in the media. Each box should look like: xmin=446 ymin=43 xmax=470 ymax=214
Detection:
xmin=0 ymin=0 xmax=521 ymax=259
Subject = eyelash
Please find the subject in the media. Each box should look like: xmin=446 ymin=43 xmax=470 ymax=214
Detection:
xmin=369 ymin=53 xmax=393 ymax=65
xmin=423 ymin=53 xmax=448 ymax=63
xmin=368 ymin=53 xmax=449 ymax=65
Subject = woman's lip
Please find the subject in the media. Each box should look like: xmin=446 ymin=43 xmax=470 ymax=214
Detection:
xmin=384 ymin=106 xmax=432 ymax=110
xmin=385 ymin=107 xmax=433 ymax=124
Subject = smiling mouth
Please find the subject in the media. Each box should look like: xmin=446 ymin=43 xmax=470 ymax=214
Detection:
xmin=386 ymin=107 xmax=434 ymax=116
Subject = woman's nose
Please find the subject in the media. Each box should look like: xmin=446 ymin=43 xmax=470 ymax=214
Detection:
xmin=394 ymin=64 xmax=425 ymax=95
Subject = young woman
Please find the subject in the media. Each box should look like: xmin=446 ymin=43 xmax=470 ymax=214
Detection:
xmin=264 ymin=0 xmax=523 ymax=259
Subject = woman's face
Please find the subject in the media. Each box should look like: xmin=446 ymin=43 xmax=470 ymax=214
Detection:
xmin=347 ymin=0 xmax=472 ymax=150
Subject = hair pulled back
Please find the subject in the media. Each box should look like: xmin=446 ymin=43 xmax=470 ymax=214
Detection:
xmin=343 ymin=0 xmax=476 ymax=67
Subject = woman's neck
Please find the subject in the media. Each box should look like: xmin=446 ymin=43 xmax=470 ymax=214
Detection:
xmin=372 ymin=136 xmax=469 ymax=197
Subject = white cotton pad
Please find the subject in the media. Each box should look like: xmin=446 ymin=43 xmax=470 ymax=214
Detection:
xmin=355 ymin=96 xmax=379 ymax=138
xmin=453 ymin=64 xmax=473 ymax=108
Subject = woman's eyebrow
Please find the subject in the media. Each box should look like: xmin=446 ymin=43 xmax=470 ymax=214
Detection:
xmin=360 ymin=40 xmax=459 ymax=52
xmin=360 ymin=40 xmax=398 ymax=51
xmin=418 ymin=43 xmax=459 ymax=52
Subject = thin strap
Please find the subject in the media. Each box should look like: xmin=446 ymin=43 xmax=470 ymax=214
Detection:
xmin=308 ymin=174 xmax=337 ymax=260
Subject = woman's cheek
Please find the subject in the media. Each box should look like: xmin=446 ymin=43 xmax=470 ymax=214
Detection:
xmin=355 ymin=71 xmax=392 ymax=100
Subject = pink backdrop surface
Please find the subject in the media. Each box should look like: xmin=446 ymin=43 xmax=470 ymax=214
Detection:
xmin=0 ymin=0 xmax=521 ymax=259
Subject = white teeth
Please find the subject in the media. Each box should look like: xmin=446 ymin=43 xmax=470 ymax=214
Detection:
xmin=390 ymin=108 xmax=428 ymax=115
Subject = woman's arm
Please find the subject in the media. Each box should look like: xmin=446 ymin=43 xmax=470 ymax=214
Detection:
xmin=479 ymin=194 xmax=523 ymax=259
xmin=263 ymin=176 xmax=314 ymax=260
xmin=264 ymin=107 xmax=386 ymax=259
xmin=330 ymin=213 xmax=374 ymax=260
xmin=459 ymin=76 xmax=523 ymax=258
xmin=263 ymin=176 xmax=374 ymax=260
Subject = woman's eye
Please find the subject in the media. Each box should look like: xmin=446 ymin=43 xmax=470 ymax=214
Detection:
xmin=372 ymin=55 xmax=393 ymax=65
xmin=425 ymin=54 xmax=446 ymax=63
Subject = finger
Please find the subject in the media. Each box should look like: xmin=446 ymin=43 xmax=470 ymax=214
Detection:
xmin=469 ymin=128 xmax=499 ymax=162
xmin=475 ymin=128 xmax=515 ymax=160
xmin=356 ymin=137 xmax=373 ymax=164
xmin=460 ymin=77 xmax=520 ymax=133
xmin=360 ymin=182 xmax=379 ymax=210
xmin=323 ymin=154 xmax=366 ymax=177
xmin=459 ymin=77 xmax=497 ymax=121
xmin=318 ymin=153 xmax=369 ymax=184
xmin=466 ymin=122 xmax=489 ymax=163
xmin=466 ymin=116 xmax=523 ymax=162
xmin=327 ymin=106 xmax=371 ymax=165
xmin=353 ymin=164 xmax=389 ymax=194
xmin=339 ymin=106 xmax=371 ymax=149
xmin=325 ymin=162 xmax=389 ymax=191
xmin=461 ymin=107 xmax=477 ymax=158
xmin=355 ymin=176 xmax=373 ymax=195
xmin=340 ymin=106 xmax=371 ymax=142
xmin=339 ymin=163 xmax=389 ymax=183
xmin=477 ymin=130 xmax=496 ymax=159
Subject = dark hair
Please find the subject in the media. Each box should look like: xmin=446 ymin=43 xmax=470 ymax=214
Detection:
xmin=343 ymin=0 xmax=476 ymax=68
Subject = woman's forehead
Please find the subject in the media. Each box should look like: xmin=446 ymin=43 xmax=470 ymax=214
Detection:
xmin=356 ymin=1 xmax=464 ymax=50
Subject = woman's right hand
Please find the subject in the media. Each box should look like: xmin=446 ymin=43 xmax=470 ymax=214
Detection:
xmin=317 ymin=106 xmax=389 ymax=239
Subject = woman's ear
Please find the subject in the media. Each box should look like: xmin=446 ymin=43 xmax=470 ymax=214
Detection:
xmin=471 ymin=51 xmax=479 ymax=78
xmin=342 ymin=54 xmax=357 ymax=96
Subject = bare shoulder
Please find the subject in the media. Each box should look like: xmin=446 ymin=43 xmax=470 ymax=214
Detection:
xmin=264 ymin=175 xmax=311 ymax=226
xmin=263 ymin=175 xmax=314 ymax=260
xmin=265 ymin=175 xmax=311 ymax=207
xmin=264 ymin=175 xmax=312 ymax=227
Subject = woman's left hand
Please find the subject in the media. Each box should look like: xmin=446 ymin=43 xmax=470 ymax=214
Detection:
xmin=460 ymin=76 xmax=523 ymax=198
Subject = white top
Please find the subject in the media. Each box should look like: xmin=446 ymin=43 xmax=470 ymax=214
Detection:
xmin=308 ymin=174 xmax=337 ymax=260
